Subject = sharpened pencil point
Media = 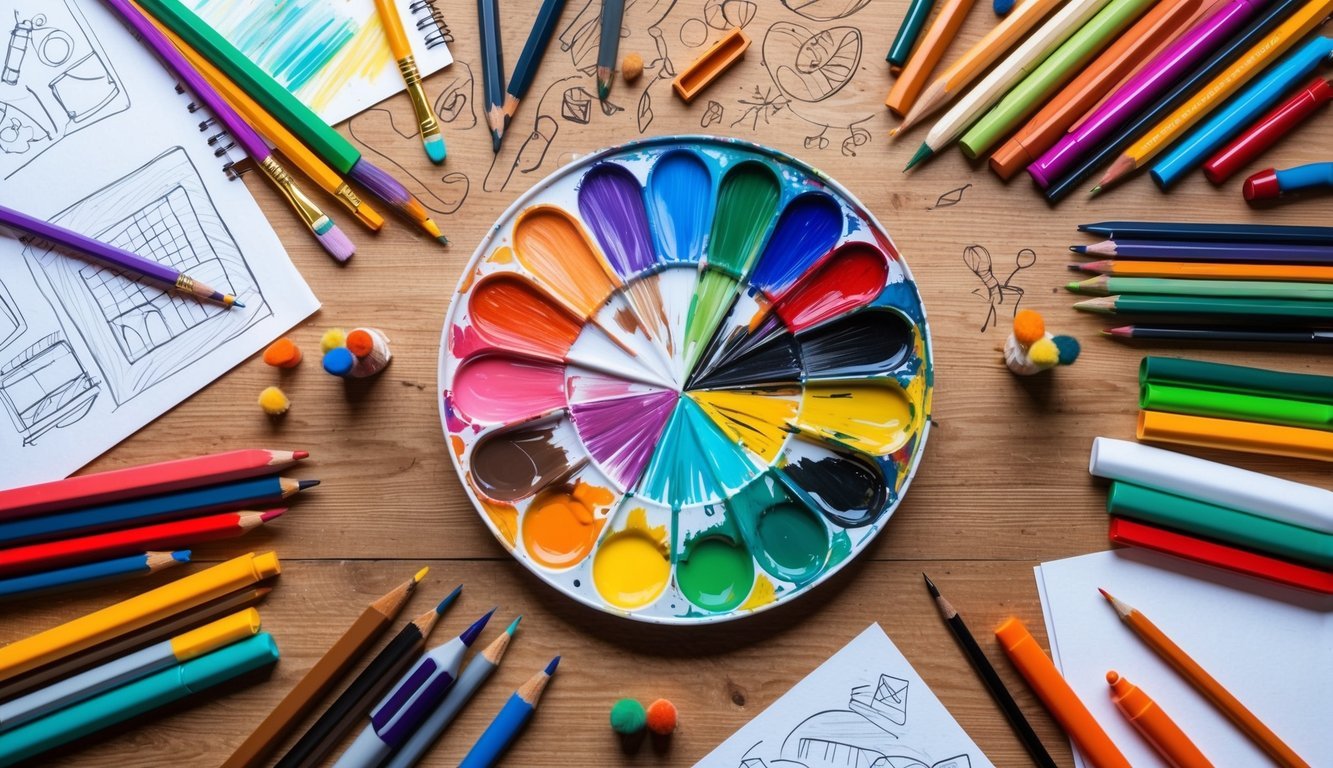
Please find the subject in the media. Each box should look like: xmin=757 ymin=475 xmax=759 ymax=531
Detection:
xmin=1089 ymin=185 xmax=1104 ymax=197
xmin=922 ymin=573 xmax=940 ymax=597
xmin=545 ymin=655 xmax=560 ymax=674
xmin=904 ymin=143 xmax=933 ymax=172
xmin=1070 ymin=245 xmax=1087 ymax=254
xmin=1065 ymin=281 xmax=1080 ymax=292
xmin=260 ymin=508 xmax=286 ymax=522
xmin=506 ymin=615 xmax=522 ymax=635
xmin=597 ymin=79 xmax=610 ymax=101
xmin=173 ymin=549 xmax=193 ymax=563
xmin=460 ymin=608 xmax=496 ymax=646
xmin=231 ymin=299 xmax=246 ymax=308
xmin=413 ymin=566 xmax=430 ymax=584
xmin=292 ymin=451 xmax=310 ymax=460
xmin=436 ymin=235 xmax=449 ymax=246
xmin=436 ymin=584 xmax=462 ymax=614
xmin=297 ymin=479 xmax=320 ymax=491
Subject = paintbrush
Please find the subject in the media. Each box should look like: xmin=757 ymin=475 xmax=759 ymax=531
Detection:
xmin=374 ymin=0 xmax=445 ymax=163
xmin=111 ymin=0 xmax=353 ymax=261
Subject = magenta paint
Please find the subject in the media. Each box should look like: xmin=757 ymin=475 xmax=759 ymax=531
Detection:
xmin=451 ymin=355 xmax=566 ymax=424
xmin=570 ymin=390 xmax=679 ymax=490
xmin=578 ymin=163 xmax=657 ymax=279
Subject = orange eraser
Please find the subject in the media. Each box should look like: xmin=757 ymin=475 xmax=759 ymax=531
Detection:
xmin=673 ymin=28 xmax=750 ymax=103
xmin=263 ymin=338 xmax=302 ymax=368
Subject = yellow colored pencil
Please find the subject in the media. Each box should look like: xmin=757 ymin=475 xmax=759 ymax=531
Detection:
xmin=373 ymin=0 xmax=445 ymax=163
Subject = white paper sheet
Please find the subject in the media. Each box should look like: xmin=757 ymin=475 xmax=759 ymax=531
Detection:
xmin=1037 ymin=549 xmax=1333 ymax=768
xmin=695 ymin=623 xmax=993 ymax=768
xmin=185 ymin=0 xmax=454 ymax=126
xmin=0 ymin=0 xmax=318 ymax=487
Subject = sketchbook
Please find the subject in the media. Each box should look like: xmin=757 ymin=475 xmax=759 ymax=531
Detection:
xmin=1037 ymin=549 xmax=1332 ymax=768
xmin=696 ymin=623 xmax=992 ymax=768
xmin=0 ymin=0 xmax=318 ymax=487
xmin=184 ymin=0 xmax=454 ymax=126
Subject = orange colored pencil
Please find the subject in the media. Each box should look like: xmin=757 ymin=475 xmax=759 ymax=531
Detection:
xmin=885 ymin=0 xmax=977 ymax=116
xmin=990 ymin=0 xmax=1202 ymax=178
xmin=1074 ymin=260 xmax=1333 ymax=282
xmin=1100 ymin=590 xmax=1311 ymax=768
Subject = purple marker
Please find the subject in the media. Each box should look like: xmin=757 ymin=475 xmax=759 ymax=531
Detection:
xmin=1028 ymin=0 xmax=1273 ymax=188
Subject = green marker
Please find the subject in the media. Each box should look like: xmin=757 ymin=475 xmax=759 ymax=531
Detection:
xmin=1068 ymin=276 xmax=1333 ymax=300
xmin=1140 ymin=356 xmax=1333 ymax=405
xmin=1141 ymin=383 xmax=1333 ymax=432
xmin=959 ymin=0 xmax=1157 ymax=158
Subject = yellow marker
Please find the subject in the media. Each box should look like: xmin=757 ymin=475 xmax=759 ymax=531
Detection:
xmin=170 ymin=608 xmax=263 ymax=660
xmin=0 ymin=552 xmax=281 ymax=683
xmin=373 ymin=0 xmax=445 ymax=163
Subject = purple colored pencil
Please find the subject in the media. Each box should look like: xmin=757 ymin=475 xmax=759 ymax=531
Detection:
xmin=1075 ymin=239 xmax=1333 ymax=264
xmin=0 ymin=204 xmax=240 ymax=307
xmin=1028 ymin=0 xmax=1272 ymax=188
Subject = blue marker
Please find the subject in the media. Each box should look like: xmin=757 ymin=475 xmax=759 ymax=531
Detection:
xmin=1245 ymin=162 xmax=1333 ymax=201
xmin=458 ymin=655 xmax=560 ymax=768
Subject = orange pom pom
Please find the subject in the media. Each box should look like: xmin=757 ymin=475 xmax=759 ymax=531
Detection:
xmin=645 ymin=698 xmax=677 ymax=735
xmin=1012 ymin=310 xmax=1045 ymax=345
xmin=346 ymin=329 xmax=374 ymax=358
xmin=262 ymin=338 xmax=302 ymax=368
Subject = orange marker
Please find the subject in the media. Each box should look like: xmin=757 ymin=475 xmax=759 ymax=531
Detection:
xmin=1107 ymin=671 xmax=1214 ymax=768
xmin=884 ymin=0 xmax=977 ymax=116
xmin=996 ymin=618 xmax=1132 ymax=768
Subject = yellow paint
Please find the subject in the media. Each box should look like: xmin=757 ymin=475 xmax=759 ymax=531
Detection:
xmin=522 ymin=481 xmax=615 ymax=569
xmin=592 ymin=507 xmax=669 ymax=609
xmin=488 ymin=245 xmax=514 ymax=265
xmin=796 ymin=380 xmax=914 ymax=455
xmin=739 ymin=574 xmax=777 ymax=611
xmin=688 ymin=388 xmax=799 ymax=462
xmin=480 ymin=499 xmax=518 ymax=549
xmin=301 ymin=13 xmax=393 ymax=114
xmin=513 ymin=206 xmax=619 ymax=318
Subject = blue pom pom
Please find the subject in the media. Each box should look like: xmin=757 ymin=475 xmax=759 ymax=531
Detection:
xmin=323 ymin=347 xmax=355 ymax=376
xmin=994 ymin=0 xmax=1016 ymax=14
xmin=1052 ymin=335 xmax=1081 ymax=365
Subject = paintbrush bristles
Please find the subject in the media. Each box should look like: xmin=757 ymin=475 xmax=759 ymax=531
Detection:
xmin=347 ymin=158 xmax=447 ymax=244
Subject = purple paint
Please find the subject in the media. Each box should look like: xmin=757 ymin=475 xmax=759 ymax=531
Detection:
xmin=570 ymin=390 xmax=678 ymax=489
xmin=578 ymin=163 xmax=657 ymax=278
xmin=749 ymin=192 xmax=844 ymax=298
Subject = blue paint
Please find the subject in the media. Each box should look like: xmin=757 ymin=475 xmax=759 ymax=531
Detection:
xmin=682 ymin=397 xmax=759 ymax=496
xmin=636 ymin=399 xmax=759 ymax=508
xmin=749 ymin=192 xmax=844 ymax=298
xmin=646 ymin=150 xmax=713 ymax=264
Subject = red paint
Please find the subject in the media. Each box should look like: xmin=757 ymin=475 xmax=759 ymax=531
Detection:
xmin=1203 ymin=76 xmax=1333 ymax=184
xmin=773 ymin=243 xmax=890 ymax=332
xmin=467 ymin=274 xmax=583 ymax=362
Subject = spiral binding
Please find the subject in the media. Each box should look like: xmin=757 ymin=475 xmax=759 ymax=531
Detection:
xmin=174 ymin=82 xmax=245 ymax=180
xmin=409 ymin=0 xmax=453 ymax=48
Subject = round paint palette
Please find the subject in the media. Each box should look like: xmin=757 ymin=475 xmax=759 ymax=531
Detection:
xmin=440 ymin=136 xmax=933 ymax=624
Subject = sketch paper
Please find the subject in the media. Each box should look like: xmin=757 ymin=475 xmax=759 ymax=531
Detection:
xmin=184 ymin=0 xmax=454 ymax=126
xmin=1037 ymin=549 xmax=1332 ymax=768
xmin=0 ymin=0 xmax=318 ymax=487
xmin=696 ymin=623 xmax=992 ymax=768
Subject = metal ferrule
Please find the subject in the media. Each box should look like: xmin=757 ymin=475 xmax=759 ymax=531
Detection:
xmin=398 ymin=55 xmax=440 ymax=137
xmin=259 ymin=155 xmax=324 ymax=229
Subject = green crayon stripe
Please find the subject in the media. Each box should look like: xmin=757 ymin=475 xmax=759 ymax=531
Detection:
xmin=1141 ymin=383 xmax=1333 ymax=431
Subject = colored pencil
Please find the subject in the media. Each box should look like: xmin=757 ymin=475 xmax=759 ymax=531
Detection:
xmin=989 ymin=0 xmax=1203 ymax=178
xmin=372 ymin=0 xmax=444 ymax=163
xmin=134 ymin=0 xmax=447 ymax=243
xmin=596 ymin=0 xmax=624 ymax=100
xmin=1076 ymin=294 xmax=1333 ymax=321
xmin=0 ymin=476 xmax=315 ymax=547
xmin=0 ymin=449 xmax=307 ymax=521
xmin=385 ymin=617 xmax=520 ymax=768
xmin=1093 ymin=0 xmax=1333 ymax=193
xmin=273 ymin=586 xmax=462 ymax=768
xmin=885 ymin=0 xmax=974 ymax=116
xmin=1139 ymin=410 xmax=1333 ymax=463
xmin=0 ymin=204 xmax=239 ymax=307
xmin=0 ymin=633 xmax=280 ymax=767
xmin=905 ymin=0 xmax=1114 ymax=170
xmin=923 ymin=575 xmax=1057 ymax=768
xmin=1106 ymin=671 xmax=1215 ymax=768
xmin=150 ymin=18 xmax=383 ymax=230
xmin=333 ymin=609 xmax=494 ymax=767
xmin=0 ymin=551 xmax=189 ymax=601
xmin=0 ymin=552 xmax=280 ymax=684
xmin=1099 ymin=590 xmax=1311 ymax=767
xmin=109 ymin=0 xmax=353 ymax=261
xmin=887 ymin=0 xmax=937 ymax=69
xmin=477 ymin=0 xmax=505 ymax=150
xmin=1245 ymin=162 xmax=1333 ymax=201
xmin=1109 ymin=517 xmax=1333 ymax=594
xmin=1069 ymin=276 xmax=1333 ymax=299
xmin=1204 ymin=77 xmax=1333 ymax=184
xmin=1041 ymin=0 xmax=1305 ymax=201
xmin=1079 ymin=220 xmax=1333 ymax=245
xmin=1075 ymin=239 xmax=1333 ymax=263
xmin=1144 ymin=383 xmax=1333 ymax=430
xmin=222 ymin=568 xmax=426 ymax=768
xmin=458 ymin=656 xmax=560 ymax=768
xmin=0 ymin=511 xmax=281 ymax=578
xmin=0 ymin=608 xmax=260 ymax=732
xmin=502 ymin=0 xmax=567 ymax=142
xmin=1152 ymin=37 xmax=1333 ymax=188
xmin=895 ymin=0 xmax=1064 ymax=132
xmin=1074 ymin=259 xmax=1333 ymax=281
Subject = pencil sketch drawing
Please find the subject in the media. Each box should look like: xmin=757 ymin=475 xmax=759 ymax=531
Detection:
xmin=0 ymin=0 xmax=129 ymax=179
xmin=781 ymin=0 xmax=874 ymax=21
xmin=757 ymin=22 xmax=873 ymax=156
xmin=0 ymin=331 xmax=99 ymax=445
xmin=434 ymin=61 xmax=475 ymax=128
xmin=929 ymin=184 xmax=971 ymax=210
xmin=680 ymin=17 xmax=709 ymax=47
xmin=702 ymin=99 xmax=724 ymax=127
xmin=963 ymin=244 xmax=1035 ymax=332
xmin=22 ymin=146 xmax=268 ymax=405
xmin=705 ymin=0 xmax=757 ymax=29
xmin=0 ymin=278 xmax=25 ymax=351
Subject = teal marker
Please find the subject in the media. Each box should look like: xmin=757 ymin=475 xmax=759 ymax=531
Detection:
xmin=888 ymin=0 xmax=937 ymax=67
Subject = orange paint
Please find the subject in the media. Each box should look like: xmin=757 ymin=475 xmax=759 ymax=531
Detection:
xmin=488 ymin=245 xmax=514 ymax=264
xmin=522 ymin=481 xmax=616 ymax=569
xmin=468 ymin=274 xmax=582 ymax=361
xmin=513 ymin=206 xmax=620 ymax=318
xmin=481 ymin=498 xmax=519 ymax=548
xmin=450 ymin=434 xmax=466 ymax=458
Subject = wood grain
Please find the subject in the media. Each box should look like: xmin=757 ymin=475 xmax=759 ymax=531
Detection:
xmin=5 ymin=0 xmax=1330 ymax=764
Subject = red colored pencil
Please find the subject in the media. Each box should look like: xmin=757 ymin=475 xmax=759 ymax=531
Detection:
xmin=1110 ymin=517 xmax=1333 ymax=594
xmin=0 ymin=450 xmax=308 ymax=521
xmin=0 ymin=510 xmax=284 ymax=578
xmin=1202 ymin=76 xmax=1332 ymax=184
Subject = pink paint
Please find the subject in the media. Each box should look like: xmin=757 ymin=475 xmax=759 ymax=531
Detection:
xmin=449 ymin=323 xmax=488 ymax=359
xmin=774 ymin=242 xmax=889 ymax=332
xmin=570 ymin=390 xmax=678 ymax=489
xmin=451 ymin=355 xmax=567 ymax=424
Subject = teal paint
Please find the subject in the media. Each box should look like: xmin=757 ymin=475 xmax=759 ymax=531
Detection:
xmin=191 ymin=0 xmax=356 ymax=93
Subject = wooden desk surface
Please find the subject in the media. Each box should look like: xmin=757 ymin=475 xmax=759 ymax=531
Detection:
xmin=5 ymin=0 xmax=1329 ymax=765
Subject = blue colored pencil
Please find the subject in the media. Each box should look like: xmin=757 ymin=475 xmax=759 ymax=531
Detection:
xmin=457 ymin=656 xmax=559 ymax=768
xmin=500 ymin=0 xmax=566 ymax=142
xmin=0 ymin=551 xmax=189 ymax=600
xmin=477 ymin=0 xmax=506 ymax=151
xmin=0 ymin=477 xmax=316 ymax=546
xmin=595 ymin=0 xmax=624 ymax=100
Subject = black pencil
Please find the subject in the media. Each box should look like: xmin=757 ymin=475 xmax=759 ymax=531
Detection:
xmin=1079 ymin=221 xmax=1333 ymax=247
xmin=477 ymin=0 xmax=505 ymax=152
xmin=1103 ymin=326 xmax=1333 ymax=344
xmin=923 ymin=574 xmax=1057 ymax=768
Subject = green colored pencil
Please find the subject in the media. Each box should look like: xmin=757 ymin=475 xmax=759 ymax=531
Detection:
xmin=1141 ymin=383 xmax=1333 ymax=432
xmin=1140 ymin=356 xmax=1333 ymax=405
xmin=1074 ymin=295 xmax=1333 ymax=321
xmin=1069 ymin=276 xmax=1333 ymax=299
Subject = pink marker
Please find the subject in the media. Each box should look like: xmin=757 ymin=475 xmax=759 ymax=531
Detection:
xmin=1027 ymin=0 xmax=1273 ymax=188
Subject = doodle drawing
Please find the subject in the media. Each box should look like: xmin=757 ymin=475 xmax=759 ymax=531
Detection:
xmin=757 ymin=21 xmax=872 ymax=155
xmin=0 ymin=278 xmax=25 ymax=351
xmin=963 ymin=245 xmax=1036 ymax=332
xmin=929 ymin=184 xmax=971 ymax=210
xmin=0 ymin=331 xmax=99 ymax=445
xmin=0 ymin=0 xmax=130 ymax=179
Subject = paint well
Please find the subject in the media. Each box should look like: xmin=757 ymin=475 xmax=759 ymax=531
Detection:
xmin=677 ymin=536 xmax=754 ymax=612
xmin=781 ymin=439 xmax=889 ymax=527
xmin=749 ymin=192 xmax=843 ymax=297
xmin=451 ymin=355 xmax=566 ymax=423
xmin=522 ymin=480 xmax=614 ymax=569
xmin=797 ymin=381 xmax=914 ymax=455
xmin=797 ymin=309 xmax=913 ymax=379
xmin=689 ymin=388 xmax=799 ymax=462
xmin=470 ymin=418 xmax=584 ymax=502
xmin=592 ymin=507 xmax=670 ymax=609
xmin=656 ymin=265 xmax=701 ymax=380
xmin=705 ymin=162 xmax=781 ymax=277
xmin=579 ymin=164 xmax=656 ymax=279
xmin=756 ymin=502 xmax=829 ymax=584
xmin=566 ymin=366 xmax=667 ymax=404
xmin=687 ymin=289 xmax=770 ymax=386
xmin=774 ymin=243 xmax=889 ymax=332
xmin=683 ymin=269 xmax=739 ymax=375
xmin=570 ymin=390 xmax=678 ymax=490
xmin=513 ymin=205 xmax=619 ymax=318
xmin=469 ymin=275 xmax=581 ymax=361
xmin=689 ymin=330 xmax=802 ymax=390
xmin=647 ymin=150 xmax=712 ymax=264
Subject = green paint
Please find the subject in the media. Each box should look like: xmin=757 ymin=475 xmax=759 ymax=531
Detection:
xmin=828 ymin=529 xmax=852 ymax=568
xmin=677 ymin=536 xmax=754 ymax=612
xmin=683 ymin=269 xmax=739 ymax=376
xmin=707 ymin=162 xmax=781 ymax=277
xmin=757 ymin=503 xmax=829 ymax=583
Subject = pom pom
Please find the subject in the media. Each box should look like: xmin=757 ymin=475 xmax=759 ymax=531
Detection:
xmin=258 ymin=386 xmax=290 ymax=415
xmin=323 ymin=347 xmax=355 ymax=377
xmin=994 ymin=0 xmax=1016 ymax=14
xmin=320 ymin=328 xmax=346 ymax=353
xmin=1012 ymin=310 xmax=1045 ymax=345
xmin=622 ymin=52 xmax=644 ymax=82
xmin=346 ymin=329 xmax=375 ymax=358
xmin=1029 ymin=338 xmax=1059 ymax=368
xmin=609 ymin=698 xmax=647 ymax=734
xmin=1052 ymin=335 xmax=1081 ymax=365
xmin=645 ymin=698 xmax=678 ymax=735
xmin=263 ymin=338 xmax=302 ymax=368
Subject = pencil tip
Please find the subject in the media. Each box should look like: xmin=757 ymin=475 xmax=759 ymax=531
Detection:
xmin=173 ymin=549 xmax=193 ymax=563
xmin=922 ymin=573 xmax=939 ymax=596
xmin=413 ymin=566 xmax=430 ymax=584
xmin=297 ymin=479 xmax=320 ymax=491
xmin=460 ymin=608 xmax=496 ymax=646
xmin=904 ymin=143 xmax=932 ymax=172
xmin=545 ymin=655 xmax=561 ymax=674
xmin=436 ymin=584 xmax=462 ymax=613
xmin=436 ymin=235 xmax=449 ymax=246
xmin=1065 ymin=281 xmax=1080 ymax=292
xmin=597 ymin=80 xmax=610 ymax=100
xmin=506 ymin=615 xmax=522 ymax=634
xmin=1089 ymin=185 xmax=1103 ymax=197
xmin=231 ymin=299 xmax=246 ymax=308
xmin=1097 ymin=587 xmax=1111 ymax=600
xmin=292 ymin=450 xmax=309 ymax=460
xmin=260 ymin=508 xmax=286 ymax=522
xmin=1070 ymin=245 xmax=1087 ymax=254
